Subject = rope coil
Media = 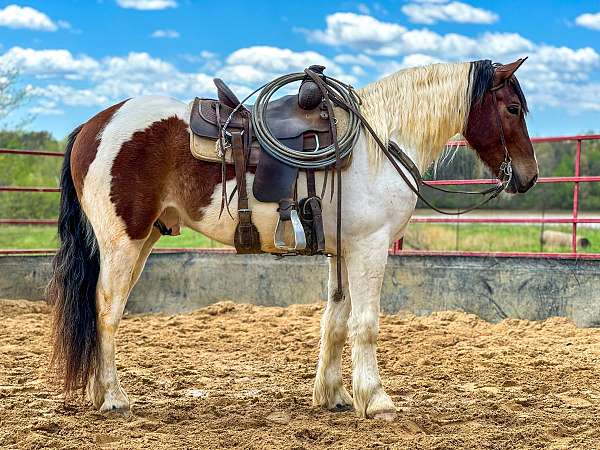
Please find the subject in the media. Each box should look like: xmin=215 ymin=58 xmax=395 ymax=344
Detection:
xmin=251 ymin=72 xmax=362 ymax=169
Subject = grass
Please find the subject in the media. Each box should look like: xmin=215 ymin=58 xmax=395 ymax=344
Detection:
xmin=404 ymin=223 xmax=600 ymax=253
xmin=0 ymin=225 xmax=225 ymax=250
xmin=1 ymin=223 xmax=599 ymax=254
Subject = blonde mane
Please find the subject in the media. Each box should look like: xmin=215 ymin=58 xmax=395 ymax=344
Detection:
xmin=357 ymin=62 xmax=473 ymax=172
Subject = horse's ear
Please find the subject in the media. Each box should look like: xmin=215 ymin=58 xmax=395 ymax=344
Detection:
xmin=493 ymin=57 xmax=527 ymax=85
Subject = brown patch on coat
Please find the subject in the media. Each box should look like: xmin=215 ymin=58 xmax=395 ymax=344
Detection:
xmin=464 ymin=81 xmax=537 ymax=193
xmin=110 ymin=116 xmax=235 ymax=240
xmin=71 ymin=100 xmax=129 ymax=197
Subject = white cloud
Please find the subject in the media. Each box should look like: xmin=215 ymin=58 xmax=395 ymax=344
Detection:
xmin=402 ymin=53 xmax=445 ymax=68
xmin=478 ymin=32 xmax=534 ymax=56
xmin=180 ymin=51 xmax=221 ymax=71
xmin=200 ymin=50 xmax=217 ymax=59
xmin=575 ymin=12 xmax=600 ymax=31
xmin=301 ymin=13 xmax=406 ymax=48
xmin=216 ymin=64 xmax=268 ymax=85
xmin=92 ymin=52 xmax=214 ymax=99
xmin=357 ymin=3 xmax=370 ymax=14
xmin=305 ymin=13 xmax=532 ymax=59
xmin=17 ymin=45 xmax=356 ymax=116
xmin=351 ymin=65 xmax=367 ymax=76
xmin=376 ymin=54 xmax=446 ymax=77
xmin=0 ymin=4 xmax=57 ymax=31
xmin=151 ymin=29 xmax=180 ymax=38
xmin=4 ymin=48 xmax=216 ymax=115
xmin=533 ymin=46 xmax=599 ymax=72
xmin=0 ymin=47 xmax=100 ymax=77
xmin=303 ymin=12 xmax=600 ymax=114
xmin=31 ymin=85 xmax=109 ymax=107
xmin=116 ymin=0 xmax=177 ymax=10
xmin=402 ymin=1 xmax=498 ymax=25
xmin=222 ymin=46 xmax=349 ymax=84
xmin=226 ymin=46 xmax=336 ymax=72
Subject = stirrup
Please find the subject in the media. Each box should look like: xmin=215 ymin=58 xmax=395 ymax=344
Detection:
xmin=274 ymin=209 xmax=306 ymax=251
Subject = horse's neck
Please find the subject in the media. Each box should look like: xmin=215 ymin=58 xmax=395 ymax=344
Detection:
xmin=389 ymin=103 xmax=463 ymax=174
xmin=359 ymin=65 xmax=469 ymax=173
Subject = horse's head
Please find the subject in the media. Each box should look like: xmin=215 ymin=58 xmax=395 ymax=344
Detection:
xmin=464 ymin=58 xmax=538 ymax=194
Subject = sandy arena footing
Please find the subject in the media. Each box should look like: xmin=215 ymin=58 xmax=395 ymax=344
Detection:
xmin=1 ymin=299 xmax=600 ymax=449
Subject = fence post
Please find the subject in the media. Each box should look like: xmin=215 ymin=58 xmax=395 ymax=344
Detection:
xmin=572 ymin=139 xmax=582 ymax=253
xmin=392 ymin=238 xmax=403 ymax=254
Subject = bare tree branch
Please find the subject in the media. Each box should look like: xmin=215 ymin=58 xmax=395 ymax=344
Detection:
xmin=0 ymin=68 xmax=29 ymax=124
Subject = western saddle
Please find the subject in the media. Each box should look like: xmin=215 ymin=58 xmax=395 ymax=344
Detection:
xmin=189 ymin=65 xmax=347 ymax=256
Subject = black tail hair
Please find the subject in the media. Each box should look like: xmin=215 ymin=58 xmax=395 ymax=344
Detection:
xmin=46 ymin=124 xmax=100 ymax=395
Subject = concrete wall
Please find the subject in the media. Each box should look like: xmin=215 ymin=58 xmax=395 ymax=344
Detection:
xmin=1 ymin=252 xmax=599 ymax=326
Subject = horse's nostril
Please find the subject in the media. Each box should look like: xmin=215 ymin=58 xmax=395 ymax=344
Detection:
xmin=520 ymin=174 xmax=538 ymax=193
xmin=528 ymin=174 xmax=538 ymax=188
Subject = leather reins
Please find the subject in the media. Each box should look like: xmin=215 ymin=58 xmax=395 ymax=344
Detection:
xmin=209 ymin=69 xmax=515 ymax=301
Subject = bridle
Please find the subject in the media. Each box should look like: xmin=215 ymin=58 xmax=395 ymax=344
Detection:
xmin=323 ymin=74 xmax=515 ymax=216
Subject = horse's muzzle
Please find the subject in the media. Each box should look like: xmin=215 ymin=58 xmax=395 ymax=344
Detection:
xmin=506 ymin=171 xmax=538 ymax=194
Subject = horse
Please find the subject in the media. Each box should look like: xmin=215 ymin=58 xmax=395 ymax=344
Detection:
xmin=47 ymin=58 xmax=538 ymax=420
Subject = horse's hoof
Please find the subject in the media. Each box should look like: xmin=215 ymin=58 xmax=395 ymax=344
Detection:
xmin=365 ymin=388 xmax=396 ymax=420
xmin=330 ymin=403 xmax=353 ymax=413
xmin=100 ymin=403 xmax=131 ymax=416
xmin=99 ymin=392 xmax=131 ymax=416
xmin=370 ymin=410 xmax=396 ymax=421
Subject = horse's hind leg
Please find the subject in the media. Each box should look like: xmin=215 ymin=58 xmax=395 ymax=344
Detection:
xmin=313 ymin=256 xmax=353 ymax=411
xmin=86 ymin=236 xmax=145 ymax=413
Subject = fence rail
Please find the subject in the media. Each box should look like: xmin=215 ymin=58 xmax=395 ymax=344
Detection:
xmin=2 ymin=135 xmax=600 ymax=258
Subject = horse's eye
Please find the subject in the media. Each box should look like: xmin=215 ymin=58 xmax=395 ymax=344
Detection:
xmin=507 ymin=104 xmax=521 ymax=115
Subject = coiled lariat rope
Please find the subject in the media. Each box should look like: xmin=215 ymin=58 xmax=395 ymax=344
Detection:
xmin=251 ymin=72 xmax=362 ymax=169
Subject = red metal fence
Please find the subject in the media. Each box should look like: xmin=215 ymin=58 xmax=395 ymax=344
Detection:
xmin=392 ymin=134 xmax=600 ymax=259
xmin=2 ymin=135 xmax=600 ymax=258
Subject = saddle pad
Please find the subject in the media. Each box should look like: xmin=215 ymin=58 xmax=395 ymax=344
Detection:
xmin=189 ymin=131 xmax=231 ymax=163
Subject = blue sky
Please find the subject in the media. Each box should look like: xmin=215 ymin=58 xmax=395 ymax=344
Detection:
xmin=0 ymin=0 xmax=598 ymax=138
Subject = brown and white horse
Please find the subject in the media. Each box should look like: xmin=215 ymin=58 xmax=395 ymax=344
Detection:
xmin=47 ymin=58 xmax=537 ymax=419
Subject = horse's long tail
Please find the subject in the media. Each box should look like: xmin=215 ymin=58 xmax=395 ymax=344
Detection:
xmin=47 ymin=124 xmax=100 ymax=395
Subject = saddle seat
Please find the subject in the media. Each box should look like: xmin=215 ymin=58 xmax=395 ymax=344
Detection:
xmin=190 ymin=93 xmax=333 ymax=163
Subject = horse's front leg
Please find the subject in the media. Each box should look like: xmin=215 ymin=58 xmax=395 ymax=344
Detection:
xmin=346 ymin=234 xmax=396 ymax=419
xmin=313 ymin=256 xmax=353 ymax=411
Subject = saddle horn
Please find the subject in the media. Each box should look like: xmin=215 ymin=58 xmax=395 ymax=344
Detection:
xmin=298 ymin=65 xmax=326 ymax=110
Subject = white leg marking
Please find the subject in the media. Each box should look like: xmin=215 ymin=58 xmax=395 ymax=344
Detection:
xmin=87 ymin=237 xmax=143 ymax=413
xmin=346 ymin=233 xmax=396 ymax=419
xmin=313 ymin=256 xmax=353 ymax=411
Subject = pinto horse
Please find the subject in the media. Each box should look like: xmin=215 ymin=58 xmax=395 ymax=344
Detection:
xmin=47 ymin=58 xmax=537 ymax=419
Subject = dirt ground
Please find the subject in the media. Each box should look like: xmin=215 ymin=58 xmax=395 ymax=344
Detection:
xmin=1 ymin=299 xmax=600 ymax=450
